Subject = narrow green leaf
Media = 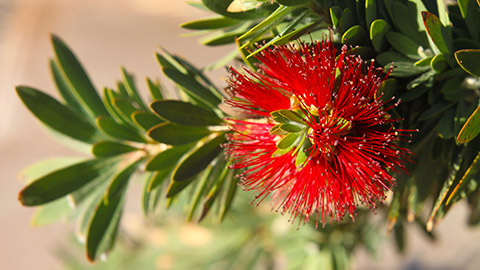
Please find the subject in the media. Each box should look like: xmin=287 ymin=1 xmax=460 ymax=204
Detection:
xmin=414 ymin=57 xmax=433 ymax=67
xmin=455 ymin=49 xmax=480 ymax=77
xmin=19 ymin=157 xmax=85 ymax=184
xmin=446 ymin=150 xmax=480 ymax=205
xmin=457 ymin=0 xmax=480 ymax=42
xmin=166 ymin=178 xmax=195 ymax=198
xmin=181 ymin=16 xmax=241 ymax=30
xmin=198 ymin=166 xmax=230 ymax=222
xmin=51 ymin=35 xmax=108 ymax=118
xmin=370 ymin=19 xmax=389 ymax=52
xmin=105 ymin=158 xmax=143 ymax=203
xmin=102 ymin=88 xmax=126 ymax=124
xmin=148 ymin=122 xmax=211 ymax=145
xmin=330 ymin=6 xmax=342 ymax=28
xmin=162 ymin=68 xmax=221 ymax=107
xmin=172 ymin=133 xmax=226 ymax=181
xmin=277 ymin=109 xmax=305 ymax=124
xmin=19 ymin=158 xmax=118 ymax=206
xmin=142 ymin=172 xmax=165 ymax=215
xmin=17 ymin=86 xmax=101 ymax=143
xmin=145 ymin=144 xmax=192 ymax=171
xmin=186 ymin=164 xmax=214 ymax=221
xmin=147 ymin=167 xmax=171 ymax=192
xmin=121 ymin=67 xmax=148 ymax=111
xmin=131 ymin=111 xmax=164 ymax=131
xmin=386 ymin=32 xmax=421 ymax=59
xmin=457 ymin=105 xmax=480 ymax=143
xmin=146 ymin=78 xmax=164 ymax=100
xmin=150 ymin=100 xmax=222 ymax=126
xmin=201 ymin=28 xmax=247 ymax=46
xmin=49 ymin=59 xmax=87 ymax=117
xmin=238 ymin=5 xmax=292 ymax=42
xmin=113 ymin=98 xmax=137 ymax=125
xmin=218 ymin=171 xmax=238 ymax=222
xmin=86 ymin=192 xmax=124 ymax=261
xmin=275 ymin=0 xmax=308 ymax=6
xmin=92 ymin=141 xmax=139 ymax=157
xmin=96 ymin=116 xmax=146 ymax=143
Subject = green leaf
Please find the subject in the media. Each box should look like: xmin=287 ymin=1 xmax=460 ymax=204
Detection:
xmin=237 ymin=5 xmax=292 ymax=42
xmin=147 ymin=167 xmax=171 ymax=192
xmin=172 ymin=133 xmax=226 ymax=181
xmin=102 ymin=88 xmax=126 ymax=124
xmin=131 ymin=111 xmax=164 ymax=131
xmin=437 ymin=108 xmax=455 ymax=139
xmin=365 ymin=0 xmax=377 ymax=29
xmin=51 ymin=35 xmax=108 ymax=118
xmin=145 ymin=143 xmax=193 ymax=171
xmin=418 ymin=101 xmax=455 ymax=121
xmin=339 ymin=8 xmax=354 ymax=33
xmin=457 ymin=0 xmax=480 ymax=42
xmin=121 ymin=67 xmax=148 ymax=111
xmin=375 ymin=78 xmax=397 ymax=101
xmin=16 ymin=86 xmax=101 ymax=144
xmin=148 ymin=122 xmax=211 ymax=145
xmin=202 ymin=0 xmax=272 ymax=20
xmin=275 ymin=0 xmax=308 ymax=6
xmin=166 ymin=178 xmax=195 ymax=198
xmin=430 ymin=54 xmax=448 ymax=72
xmin=30 ymin=198 xmax=72 ymax=226
xmin=146 ymin=78 xmax=164 ymax=100
xmin=86 ymin=192 xmax=124 ymax=261
xmin=112 ymin=98 xmax=138 ymax=126
xmin=455 ymin=49 xmax=480 ymax=77
xmin=201 ymin=27 xmax=248 ymax=46
xmin=105 ymin=158 xmax=143 ymax=204
xmin=330 ymin=6 xmax=342 ymax=28
xmin=96 ymin=116 xmax=146 ymax=143
xmin=181 ymin=16 xmax=242 ymax=29
xmin=142 ymin=172 xmax=165 ymax=215
xmin=342 ymin=25 xmax=368 ymax=46
xmin=150 ymin=100 xmax=222 ymax=126
xmin=19 ymin=158 xmax=119 ymax=206
xmin=422 ymin=11 xmax=453 ymax=56
xmin=277 ymin=133 xmax=298 ymax=149
xmin=218 ymin=169 xmax=238 ymax=222
xmin=457 ymin=105 xmax=480 ymax=143
xmin=386 ymin=32 xmax=421 ymax=59
xmin=186 ymin=164 xmax=214 ymax=221
xmin=50 ymin=59 xmax=87 ymax=118
xmin=162 ymin=68 xmax=221 ymax=108
xmin=19 ymin=157 xmax=85 ymax=184
xmin=279 ymin=123 xmax=303 ymax=133
xmin=92 ymin=141 xmax=139 ymax=157
xmin=370 ymin=19 xmax=389 ymax=52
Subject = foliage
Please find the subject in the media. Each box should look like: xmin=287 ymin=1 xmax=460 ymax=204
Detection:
xmin=16 ymin=0 xmax=480 ymax=269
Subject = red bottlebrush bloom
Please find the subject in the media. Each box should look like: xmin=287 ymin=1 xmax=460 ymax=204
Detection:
xmin=225 ymin=37 xmax=413 ymax=227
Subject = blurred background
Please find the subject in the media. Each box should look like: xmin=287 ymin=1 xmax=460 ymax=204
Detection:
xmin=1 ymin=0 xmax=480 ymax=269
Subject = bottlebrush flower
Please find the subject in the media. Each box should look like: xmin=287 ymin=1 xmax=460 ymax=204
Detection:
xmin=225 ymin=37 xmax=413 ymax=227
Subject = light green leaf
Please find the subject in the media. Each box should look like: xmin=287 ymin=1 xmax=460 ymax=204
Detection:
xmin=277 ymin=133 xmax=298 ymax=149
xmin=370 ymin=19 xmax=389 ymax=52
xmin=457 ymin=105 xmax=480 ymax=143
xmin=96 ymin=116 xmax=146 ymax=143
xmin=30 ymin=198 xmax=72 ymax=226
xmin=92 ymin=141 xmax=139 ymax=157
xmin=386 ymin=32 xmax=421 ymax=59
xmin=181 ymin=16 xmax=242 ymax=29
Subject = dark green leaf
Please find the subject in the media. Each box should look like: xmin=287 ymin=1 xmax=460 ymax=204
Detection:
xmin=86 ymin=192 xmax=124 ymax=261
xmin=330 ymin=6 xmax=342 ymax=28
xmin=386 ymin=32 xmax=421 ymax=59
xmin=438 ymin=108 xmax=455 ymax=139
xmin=418 ymin=101 xmax=455 ymax=121
xmin=181 ymin=16 xmax=242 ymax=30
xmin=342 ymin=25 xmax=368 ymax=46
xmin=102 ymin=88 xmax=126 ymax=124
xmin=145 ymin=143 xmax=193 ymax=171
xmin=148 ymin=122 xmax=211 ymax=145
xmin=51 ymin=35 xmax=108 ymax=118
xmin=365 ymin=0 xmax=377 ymax=29
xmin=339 ymin=8 xmax=354 ymax=33
xmin=422 ymin=12 xmax=453 ymax=58
xmin=430 ymin=54 xmax=448 ymax=72
xmin=19 ymin=157 xmax=84 ymax=184
xmin=457 ymin=0 xmax=480 ymax=42
xmin=162 ymin=68 xmax=221 ymax=107
xmin=113 ymin=98 xmax=137 ymax=125
xmin=147 ymin=167 xmax=171 ymax=192
xmin=17 ymin=86 xmax=101 ymax=143
xmin=457 ymin=105 xmax=480 ymax=143
xmin=105 ymin=158 xmax=143 ymax=203
xmin=92 ymin=141 xmax=139 ymax=157
xmin=121 ymin=67 xmax=148 ymax=111
xmin=172 ymin=133 xmax=226 ymax=181
xmin=49 ymin=59 xmax=87 ymax=117
xmin=455 ymin=49 xmax=480 ymax=77
xmin=275 ymin=0 xmax=308 ymax=6
xmin=96 ymin=116 xmax=146 ymax=143
xmin=166 ymin=178 xmax=195 ymax=198
xmin=150 ymin=100 xmax=222 ymax=126
xmin=131 ymin=111 xmax=164 ymax=131
xmin=370 ymin=19 xmax=389 ymax=52
xmin=375 ymin=78 xmax=397 ymax=101
xmin=146 ymin=78 xmax=164 ymax=100
xmin=19 ymin=158 xmax=119 ymax=206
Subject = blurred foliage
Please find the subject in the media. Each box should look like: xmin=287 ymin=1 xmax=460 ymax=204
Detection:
xmin=15 ymin=0 xmax=480 ymax=269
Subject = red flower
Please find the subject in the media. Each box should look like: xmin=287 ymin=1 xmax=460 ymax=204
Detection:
xmin=225 ymin=37 xmax=413 ymax=227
